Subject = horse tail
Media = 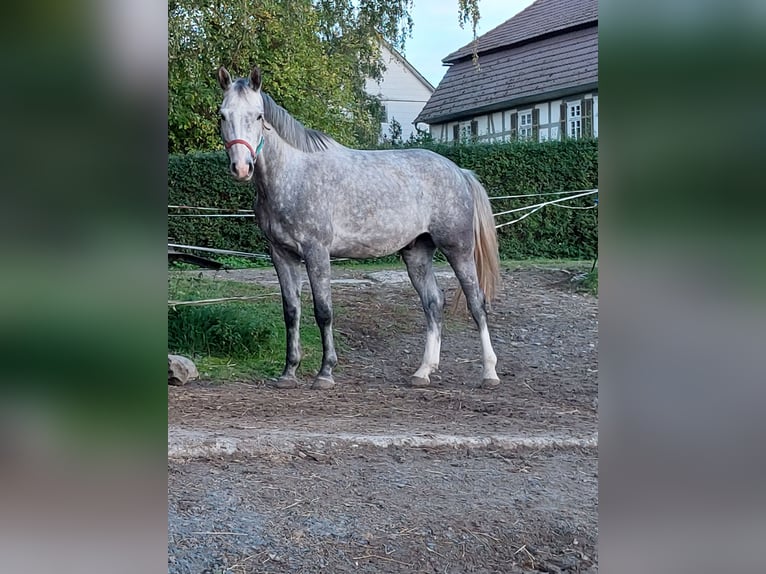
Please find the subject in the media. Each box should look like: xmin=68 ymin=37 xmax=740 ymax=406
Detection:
xmin=462 ymin=169 xmax=500 ymax=303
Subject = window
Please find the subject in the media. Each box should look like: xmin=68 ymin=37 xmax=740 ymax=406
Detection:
xmin=518 ymin=110 xmax=533 ymax=139
xmin=567 ymin=101 xmax=582 ymax=139
xmin=593 ymin=96 xmax=598 ymax=137
xmin=457 ymin=121 xmax=472 ymax=141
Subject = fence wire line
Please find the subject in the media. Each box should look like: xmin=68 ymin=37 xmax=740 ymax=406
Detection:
xmin=169 ymin=205 xmax=254 ymax=213
xmin=551 ymin=203 xmax=598 ymax=210
xmin=169 ymin=213 xmax=255 ymax=218
xmin=167 ymin=189 xmax=597 ymax=216
xmin=168 ymin=243 xmax=271 ymax=260
xmin=495 ymin=205 xmax=546 ymax=229
xmin=169 ymin=189 xmax=597 ymax=260
xmin=168 ymin=294 xmax=280 ymax=308
xmin=168 ymin=243 xmax=352 ymax=264
xmin=488 ymin=189 xmax=597 ymax=200
xmin=492 ymin=189 xmax=597 ymax=218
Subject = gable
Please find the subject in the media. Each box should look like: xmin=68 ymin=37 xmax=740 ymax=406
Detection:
xmin=365 ymin=43 xmax=435 ymax=101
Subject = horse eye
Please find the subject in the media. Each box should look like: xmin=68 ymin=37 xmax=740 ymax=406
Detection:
xmin=257 ymin=113 xmax=263 ymax=121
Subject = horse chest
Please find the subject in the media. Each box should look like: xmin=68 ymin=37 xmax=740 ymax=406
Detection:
xmin=255 ymin=198 xmax=330 ymax=254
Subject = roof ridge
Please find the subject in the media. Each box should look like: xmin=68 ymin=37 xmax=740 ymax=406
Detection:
xmin=444 ymin=0 xmax=598 ymax=63
xmin=416 ymin=24 xmax=598 ymax=125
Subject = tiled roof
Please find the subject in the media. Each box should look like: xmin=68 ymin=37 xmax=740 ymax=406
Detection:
xmin=445 ymin=0 xmax=598 ymax=62
xmin=416 ymin=0 xmax=598 ymax=124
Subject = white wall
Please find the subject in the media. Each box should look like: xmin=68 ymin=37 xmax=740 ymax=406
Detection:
xmin=365 ymin=43 xmax=434 ymax=142
xmin=429 ymin=92 xmax=598 ymax=143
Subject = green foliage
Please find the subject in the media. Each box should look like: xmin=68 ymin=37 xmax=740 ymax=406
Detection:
xmin=169 ymin=0 xmax=415 ymax=153
xmin=168 ymin=139 xmax=598 ymax=260
xmin=213 ymin=255 xmax=272 ymax=269
xmin=168 ymin=151 xmax=270 ymax=255
xmin=387 ymin=118 xmax=403 ymax=146
xmin=578 ymin=266 xmax=599 ymax=296
xmin=423 ymin=138 xmax=599 ymax=259
xmin=168 ymin=304 xmax=273 ymax=358
xmin=168 ymin=273 xmax=324 ymax=379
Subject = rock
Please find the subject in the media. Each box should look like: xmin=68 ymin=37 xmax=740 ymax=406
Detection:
xmin=168 ymin=355 xmax=198 ymax=386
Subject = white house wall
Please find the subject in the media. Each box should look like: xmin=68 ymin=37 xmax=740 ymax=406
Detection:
xmin=365 ymin=43 xmax=434 ymax=141
xmin=429 ymin=93 xmax=598 ymax=143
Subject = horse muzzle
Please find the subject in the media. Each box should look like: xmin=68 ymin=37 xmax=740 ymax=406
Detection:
xmin=225 ymin=137 xmax=264 ymax=181
xmin=230 ymin=158 xmax=254 ymax=181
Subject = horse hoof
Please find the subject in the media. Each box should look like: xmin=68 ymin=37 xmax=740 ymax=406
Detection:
xmin=480 ymin=378 xmax=500 ymax=389
xmin=276 ymin=376 xmax=299 ymax=389
xmin=311 ymin=376 xmax=336 ymax=390
xmin=409 ymin=376 xmax=431 ymax=387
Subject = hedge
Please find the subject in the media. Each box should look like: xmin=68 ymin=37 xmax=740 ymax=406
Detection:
xmin=168 ymin=139 xmax=598 ymax=261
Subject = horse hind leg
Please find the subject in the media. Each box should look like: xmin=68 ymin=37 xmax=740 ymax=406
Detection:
xmin=401 ymin=235 xmax=444 ymax=387
xmin=443 ymin=248 xmax=499 ymax=388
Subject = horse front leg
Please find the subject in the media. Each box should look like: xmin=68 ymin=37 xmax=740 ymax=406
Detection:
xmin=303 ymin=245 xmax=337 ymax=390
xmin=270 ymin=245 xmax=303 ymax=389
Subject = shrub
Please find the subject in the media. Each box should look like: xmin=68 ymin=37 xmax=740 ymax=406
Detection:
xmin=167 ymin=305 xmax=274 ymax=358
xmin=168 ymin=139 xmax=598 ymax=260
xmin=426 ymin=139 xmax=598 ymax=259
xmin=168 ymin=152 xmax=270 ymax=256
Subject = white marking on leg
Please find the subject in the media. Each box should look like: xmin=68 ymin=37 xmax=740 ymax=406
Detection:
xmin=413 ymin=330 xmax=441 ymax=380
xmin=480 ymin=324 xmax=498 ymax=381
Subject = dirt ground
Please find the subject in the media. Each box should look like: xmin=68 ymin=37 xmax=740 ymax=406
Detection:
xmin=168 ymin=265 xmax=598 ymax=573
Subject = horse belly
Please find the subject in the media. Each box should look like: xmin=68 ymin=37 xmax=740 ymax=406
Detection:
xmin=329 ymin=216 xmax=425 ymax=259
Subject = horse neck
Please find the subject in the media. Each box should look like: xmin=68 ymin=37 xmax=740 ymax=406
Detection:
xmin=254 ymin=130 xmax=297 ymax=190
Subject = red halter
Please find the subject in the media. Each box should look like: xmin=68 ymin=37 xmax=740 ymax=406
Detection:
xmin=224 ymin=138 xmax=261 ymax=160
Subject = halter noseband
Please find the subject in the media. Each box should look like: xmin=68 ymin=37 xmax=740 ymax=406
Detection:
xmin=224 ymin=135 xmax=265 ymax=160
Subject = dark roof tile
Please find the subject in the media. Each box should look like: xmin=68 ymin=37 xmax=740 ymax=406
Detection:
xmin=445 ymin=0 xmax=598 ymax=62
xmin=416 ymin=24 xmax=597 ymax=124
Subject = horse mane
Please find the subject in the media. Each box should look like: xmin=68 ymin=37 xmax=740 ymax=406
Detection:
xmin=234 ymin=83 xmax=340 ymax=153
xmin=263 ymin=93 xmax=341 ymax=152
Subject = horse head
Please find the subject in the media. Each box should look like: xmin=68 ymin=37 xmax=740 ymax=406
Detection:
xmin=217 ymin=66 xmax=266 ymax=182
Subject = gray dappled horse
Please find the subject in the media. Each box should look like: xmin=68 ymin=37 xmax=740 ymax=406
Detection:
xmin=217 ymin=66 xmax=500 ymax=390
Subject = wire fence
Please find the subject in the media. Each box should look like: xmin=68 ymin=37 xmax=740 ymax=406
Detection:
xmin=168 ymin=294 xmax=281 ymax=308
xmin=168 ymin=188 xmax=597 ymax=306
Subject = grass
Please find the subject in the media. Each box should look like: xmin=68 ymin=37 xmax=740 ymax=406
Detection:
xmin=170 ymin=255 xmax=272 ymax=271
xmin=168 ymin=257 xmax=597 ymax=381
xmin=501 ymin=257 xmax=594 ymax=270
xmin=577 ymin=266 xmax=599 ymax=295
xmin=168 ymin=272 xmax=324 ymax=381
xmin=170 ymin=254 xmax=598 ymax=274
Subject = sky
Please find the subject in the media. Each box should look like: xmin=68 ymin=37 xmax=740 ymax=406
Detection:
xmin=403 ymin=0 xmax=536 ymax=88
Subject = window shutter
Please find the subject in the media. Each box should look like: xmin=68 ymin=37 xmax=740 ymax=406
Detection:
xmin=470 ymin=120 xmax=478 ymax=141
xmin=532 ymin=108 xmax=540 ymax=142
xmin=583 ymin=98 xmax=593 ymax=137
xmin=560 ymin=102 xmax=567 ymax=139
xmin=510 ymin=112 xmax=518 ymax=140
xmin=452 ymin=124 xmax=459 ymax=143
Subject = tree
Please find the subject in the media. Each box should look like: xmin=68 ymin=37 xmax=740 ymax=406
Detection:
xmin=169 ymin=0 xmax=482 ymax=153
xmin=169 ymin=0 xmax=411 ymax=153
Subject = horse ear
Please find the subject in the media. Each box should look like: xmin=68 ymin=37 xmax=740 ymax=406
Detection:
xmin=249 ymin=66 xmax=262 ymax=91
xmin=217 ymin=66 xmax=231 ymax=90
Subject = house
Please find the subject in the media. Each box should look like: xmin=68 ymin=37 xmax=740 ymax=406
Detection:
xmin=365 ymin=41 xmax=435 ymax=142
xmin=415 ymin=0 xmax=598 ymax=143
